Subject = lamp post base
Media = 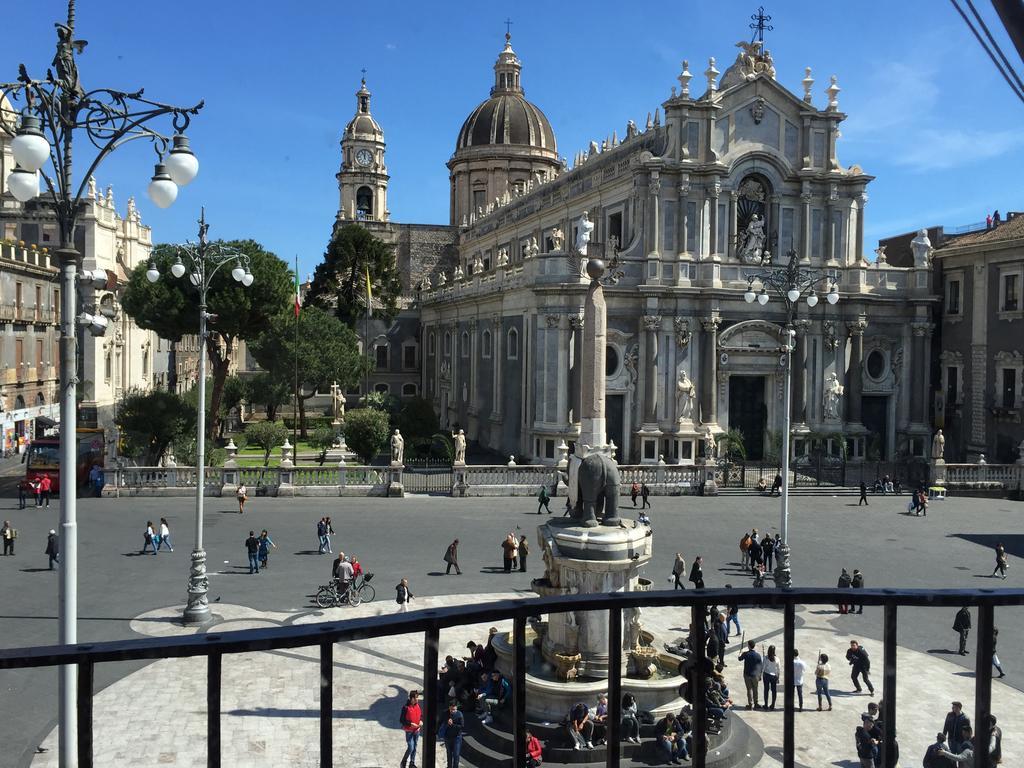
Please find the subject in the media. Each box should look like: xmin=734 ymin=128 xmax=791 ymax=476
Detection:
xmin=774 ymin=543 xmax=793 ymax=590
xmin=183 ymin=548 xmax=213 ymax=625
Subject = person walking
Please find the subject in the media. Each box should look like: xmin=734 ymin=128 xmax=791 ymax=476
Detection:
xmin=30 ymin=477 xmax=42 ymax=508
xmin=17 ymin=480 xmax=27 ymax=509
xmin=689 ymin=555 xmax=705 ymax=589
xmin=630 ymin=481 xmax=640 ymax=507
xmin=245 ymin=530 xmax=260 ymax=574
xmin=738 ymin=640 xmax=762 ymax=710
xmin=992 ymin=543 xmax=1008 ymax=579
xmin=88 ymin=463 xmax=105 ymax=497
xmin=317 ymin=518 xmax=328 ymax=554
xmin=858 ymin=481 xmax=868 ymax=505
xmin=671 ymin=553 xmax=686 ymax=590
xmin=640 ymin=483 xmax=651 ymax=509
xmin=814 ymin=653 xmax=833 ymax=711
xmin=761 ymin=534 xmax=774 ymax=573
xmin=518 ymin=535 xmax=529 ymax=572
xmin=399 ymin=689 xmax=423 ymax=768
xmin=158 ymin=518 xmax=174 ymax=552
xmin=396 ymin=577 xmax=414 ymax=613
xmin=953 ymin=606 xmax=971 ymax=655
xmin=501 ymin=534 xmax=516 ymax=574
xmin=727 ymin=601 xmax=741 ymax=638
xmin=236 ymin=483 xmax=248 ymax=513
xmin=837 ymin=568 xmax=852 ymax=614
xmin=141 ymin=521 xmax=158 ymax=555
xmin=993 ymin=627 xmax=1006 ymax=677
xmin=323 ymin=517 xmax=335 ymax=554
xmin=762 ymin=644 xmax=779 ymax=710
xmin=510 ymin=533 xmax=520 ymax=570
xmin=444 ymin=539 xmax=462 ymax=575
xmin=537 ymin=485 xmax=551 ymax=514
xmin=846 ymin=640 xmax=874 ymax=695
xmin=39 ymin=474 xmax=52 ymax=508
xmin=257 ymin=529 xmax=276 ymax=570
xmin=791 ymin=649 xmax=809 ymax=711
xmin=2 ymin=520 xmax=15 ymax=556
xmin=45 ymin=529 xmax=59 ymax=570
xmin=851 ymin=569 xmax=864 ymax=614
xmin=439 ymin=700 xmax=464 ymax=768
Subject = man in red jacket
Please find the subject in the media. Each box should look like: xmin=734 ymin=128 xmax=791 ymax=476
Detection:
xmin=400 ymin=690 xmax=423 ymax=768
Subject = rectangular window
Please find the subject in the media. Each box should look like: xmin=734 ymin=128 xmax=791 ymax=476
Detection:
xmin=36 ymin=339 xmax=43 ymax=367
xmin=784 ymin=122 xmax=799 ymax=164
xmin=947 ymin=280 xmax=961 ymax=314
xmin=686 ymin=122 xmax=700 ymax=159
xmin=831 ymin=209 xmax=843 ymax=261
xmin=1003 ymin=368 xmax=1017 ymax=409
xmin=608 ymin=212 xmax=623 ymax=246
xmin=472 ymin=189 xmax=486 ymax=212
xmin=1003 ymin=274 xmax=1019 ymax=311
xmin=811 ymin=209 xmax=823 ymax=259
xmin=15 ymin=283 xmax=23 ymax=309
xmin=812 ymin=132 xmax=825 ymax=167
xmin=946 ymin=366 xmax=959 ymax=405
xmin=716 ymin=203 xmax=727 ymax=255
xmin=781 ymin=208 xmax=795 ymax=252
xmin=35 ymin=286 xmax=41 ymax=313
xmin=686 ymin=202 xmax=697 ymax=252
xmin=375 ymin=345 xmax=388 ymax=370
xmin=545 ymin=439 xmax=555 ymax=459
xmin=15 ymin=339 xmax=23 ymax=368
xmin=403 ymin=345 xmax=417 ymax=369
xmin=663 ymin=203 xmax=675 ymax=252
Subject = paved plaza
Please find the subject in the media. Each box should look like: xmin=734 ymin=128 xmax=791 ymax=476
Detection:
xmin=1 ymin=485 xmax=1023 ymax=766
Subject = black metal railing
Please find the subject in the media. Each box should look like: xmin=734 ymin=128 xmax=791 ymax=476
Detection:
xmin=1 ymin=587 xmax=1020 ymax=768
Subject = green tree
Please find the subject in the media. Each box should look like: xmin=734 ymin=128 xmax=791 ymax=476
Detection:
xmin=342 ymin=408 xmax=390 ymax=464
xmin=249 ymin=305 xmax=366 ymax=438
xmin=309 ymin=426 xmax=337 ymax=466
xmin=115 ymin=389 xmax=195 ymax=465
xmin=221 ymin=375 xmax=248 ymax=415
xmin=306 ymin=224 xmax=402 ymax=327
xmin=247 ymin=371 xmax=291 ymax=422
xmin=718 ymin=429 xmax=748 ymax=462
xmin=398 ymin=397 xmax=439 ymax=441
xmin=121 ymin=240 xmax=293 ymax=439
xmin=245 ymin=421 xmax=288 ymax=466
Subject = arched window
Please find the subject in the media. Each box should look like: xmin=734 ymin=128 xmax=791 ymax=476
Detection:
xmin=427 ymin=332 xmax=436 ymax=355
xmin=356 ymin=186 xmax=374 ymax=220
xmin=507 ymin=328 xmax=519 ymax=360
xmin=735 ymin=175 xmax=772 ymax=257
xmin=14 ymin=395 xmax=26 ymax=410
xmin=35 ymin=392 xmax=45 ymax=405
xmin=443 ymin=331 xmax=451 ymax=356
xmin=481 ymin=329 xmax=492 ymax=359
xmin=402 ymin=383 xmax=417 ymax=397
xmin=461 ymin=332 xmax=470 ymax=357
xmin=374 ymin=383 xmax=390 ymax=394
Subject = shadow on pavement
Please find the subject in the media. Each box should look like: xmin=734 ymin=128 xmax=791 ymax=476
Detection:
xmin=949 ymin=532 xmax=1024 ymax=559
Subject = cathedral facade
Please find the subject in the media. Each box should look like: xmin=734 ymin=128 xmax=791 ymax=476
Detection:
xmin=338 ymin=35 xmax=937 ymax=465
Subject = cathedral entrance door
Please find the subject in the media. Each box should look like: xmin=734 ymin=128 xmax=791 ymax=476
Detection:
xmin=607 ymin=394 xmax=625 ymax=462
xmin=728 ymin=376 xmax=767 ymax=460
xmin=861 ymin=395 xmax=889 ymax=460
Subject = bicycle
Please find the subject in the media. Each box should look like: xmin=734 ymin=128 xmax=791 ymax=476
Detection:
xmin=354 ymin=572 xmax=375 ymax=603
xmin=315 ymin=579 xmax=360 ymax=608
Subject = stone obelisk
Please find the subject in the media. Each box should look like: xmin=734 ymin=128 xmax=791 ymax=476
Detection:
xmin=579 ymin=259 xmax=607 ymax=451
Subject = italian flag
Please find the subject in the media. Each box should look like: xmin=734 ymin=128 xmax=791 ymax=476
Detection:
xmin=294 ymin=269 xmax=301 ymax=318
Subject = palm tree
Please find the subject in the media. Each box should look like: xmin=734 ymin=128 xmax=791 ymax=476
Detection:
xmin=718 ymin=429 xmax=748 ymax=463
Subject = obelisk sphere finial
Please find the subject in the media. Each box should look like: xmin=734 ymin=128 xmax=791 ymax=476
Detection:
xmin=586 ymin=258 xmax=606 ymax=280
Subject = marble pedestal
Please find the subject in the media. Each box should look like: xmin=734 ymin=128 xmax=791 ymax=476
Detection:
xmin=697 ymin=458 xmax=718 ymax=496
xmin=930 ymin=458 xmax=946 ymax=485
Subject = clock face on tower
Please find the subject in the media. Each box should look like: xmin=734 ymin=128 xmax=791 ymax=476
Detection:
xmin=356 ymin=149 xmax=373 ymax=167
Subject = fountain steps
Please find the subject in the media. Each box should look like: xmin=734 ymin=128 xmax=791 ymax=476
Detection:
xmin=459 ymin=707 xmax=764 ymax=767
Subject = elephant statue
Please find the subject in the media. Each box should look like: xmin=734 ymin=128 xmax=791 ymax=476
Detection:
xmin=569 ymin=451 xmax=622 ymax=528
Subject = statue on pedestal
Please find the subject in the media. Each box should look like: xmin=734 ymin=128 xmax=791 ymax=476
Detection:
xmin=931 ymin=429 xmax=945 ymax=460
xmin=823 ymin=372 xmax=844 ymax=420
xmin=676 ymin=370 xmax=696 ymax=423
xmin=452 ymin=429 xmax=467 ymax=464
xmin=737 ymin=213 xmax=767 ymax=264
xmin=331 ymin=381 xmax=346 ymax=424
xmin=703 ymin=427 xmax=717 ymax=460
xmin=390 ymin=428 xmax=404 ymax=465
xmin=574 ymin=211 xmax=595 ymax=256
xmin=911 ymin=229 xmax=933 ymax=268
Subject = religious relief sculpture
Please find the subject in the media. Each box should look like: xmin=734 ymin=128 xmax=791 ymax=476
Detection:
xmin=733 ymin=39 xmax=776 ymax=80
xmin=823 ymin=372 xmax=844 ymax=420
xmin=496 ymin=247 xmax=509 ymax=267
xmin=910 ymin=229 xmax=933 ymax=268
xmin=390 ymin=429 xmax=405 ymax=465
xmin=931 ymin=429 xmax=945 ymax=460
xmin=703 ymin=427 xmax=718 ymax=460
xmin=452 ymin=429 xmax=467 ymax=464
xmin=550 ymin=226 xmax=565 ymax=252
xmin=454 ymin=264 xmax=465 ymax=281
xmin=439 ymin=360 xmax=452 ymax=381
xmin=674 ymin=317 xmax=691 ymax=348
xmin=676 ymin=370 xmax=696 ymax=423
xmin=737 ymin=214 xmax=768 ymax=265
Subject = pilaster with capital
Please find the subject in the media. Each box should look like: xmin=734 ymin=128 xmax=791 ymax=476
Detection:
xmin=707 ymin=181 xmax=721 ymax=257
xmin=846 ymin=318 xmax=867 ymax=424
xmin=491 ymin=314 xmax=503 ymax=420
xmin=855 ymin=192 xmax=868 ymax=265
xmin=700 ymin=316 xmax=721 ymax=425
xmin=800 ymin=184 xmax=813 ymax=263
xmin=642 ymin=315 xmax=662 ymax=423
xmin=648 ymin=171 xmax=662 ymax=260
xmin=569 ymin=313 xmax=585 ymax=424
xmin=727 ymin=190 xmax=738 ymax=260
xmin=677 ymin=178 xmax=691 ymax=258
xmin=792 ymin=320 xmax=812 ymax=423
xmin=910 ymin=321 xmax=934 ymax=424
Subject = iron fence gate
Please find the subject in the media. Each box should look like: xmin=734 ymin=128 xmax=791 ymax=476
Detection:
xmin=403 ymin=460 xmax=453 ymax=494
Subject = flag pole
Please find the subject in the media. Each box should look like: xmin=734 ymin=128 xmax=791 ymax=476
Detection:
xmin=294 ymin=256 xmax=299 ymax=451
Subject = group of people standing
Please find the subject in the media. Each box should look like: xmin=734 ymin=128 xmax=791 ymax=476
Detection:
xmin=17 ymin=474 xmax=52 ymax=509
xmin=739 ymin=529 xmax=780 ymax=579
xmin=836 ymin=568 xmax=865 ymax=613
xmin=501 ymin=532 xmax=529 ymax=574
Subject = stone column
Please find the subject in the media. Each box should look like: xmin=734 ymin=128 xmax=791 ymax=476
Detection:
xmin=677 ymin=178 xmax=690 ymax=256
xmin=551 ymin=313 xmax=570 ymax=425
xmin=855 ymin=193 xmax=868 ymax=265
xmin=700 ymin=315 xmax=720 ymax=425
xmin=580 ymin=276 xmax=607 ymax=450
xmin=570 ymin=313 xmax=584 ymax=424
xmin=793 ymin=320 xmax=811 ymax=423
xmin=707 ymin=181 xmax=720 ymax=256
xmin=648 ymin=172 xmax=661 ymax=259
xmin=642 ymin=315 xmax=661 ymax=424
xmin=468 ymin=319 xmax=478 ymax=412
xmin=846 ymin=318 xmax=866 ymax=424
xmin=800 ymin=184 xmax=812 ymax=262
xmin=491 ymin=314 xmax=503 ymax=419
xmin=728 ymin=190 xmax=738 ymax=260
xmin=910 ymin=322 xmax=930 ymax=424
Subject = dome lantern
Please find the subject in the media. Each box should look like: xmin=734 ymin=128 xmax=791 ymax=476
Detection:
xmin=491 ymin=33 xmax=523 ymax=96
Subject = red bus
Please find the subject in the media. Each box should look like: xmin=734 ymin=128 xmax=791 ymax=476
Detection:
xmin=24 ymin=428 xmax=105 ymax=495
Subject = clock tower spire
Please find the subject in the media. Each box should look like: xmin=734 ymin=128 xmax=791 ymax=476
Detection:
xmin=337 ymin=77 xmax=389 ymax=224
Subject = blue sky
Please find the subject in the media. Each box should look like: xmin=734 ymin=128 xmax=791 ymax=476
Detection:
xmin=4 ymin=1 xmax=1023 ymax=278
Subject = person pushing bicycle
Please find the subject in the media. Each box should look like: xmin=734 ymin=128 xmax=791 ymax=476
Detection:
xmin=332 ymin=552 xmax=354 ymax=597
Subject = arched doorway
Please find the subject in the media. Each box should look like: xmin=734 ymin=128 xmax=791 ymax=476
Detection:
xmin=356 ymin=186 xmax=373 ymax=220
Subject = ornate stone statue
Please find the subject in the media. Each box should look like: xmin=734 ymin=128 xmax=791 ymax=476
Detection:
xmin=625 ymin=607 xmax=643 ymax=650
xmin=452 ymin=429 xmax=467 ymax=464
xmin=454 ymin=264 xmax=465 ymax=281
xmin=527 ymin=236 xmax=540 ymax=258
xmin=676 ymin=370 xmax=696 ymax=423
xmin=331 ymin=381 xmax=346 ymax=423
xmin=823 ymin=372 xmax=844 ymax=420
xmin=436 ymin=271 xmax=447 ymax=287
xmin=574 ymin=212 xmax=595 ymax=256
xmin=703 ymin=427 xmax=717 ymax=460
xmin=421 ymin=274 xmax=432 ymax=290
xmin=496 ymin=247 xmax=509 ymax=267
xmin=390 ymin=429 xmax=404 ymax=465
xmin=737 ymin=214 xmax=767 ymax=264
xmin=550 ymin=226 xmax=565 ymax=252
xmin=52 ymin=23 xmax=85 ymax=98
xmin=931 ymin=429 xmax=945 ymax=460
xmin=911 ymin=229 xmax=933 ymax=268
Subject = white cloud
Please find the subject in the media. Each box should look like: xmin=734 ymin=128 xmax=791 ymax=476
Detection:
xmin=894 ymin=128 xmax=1024 ymax=171
xmin=385 ymin=42 xmax=397 ymax=51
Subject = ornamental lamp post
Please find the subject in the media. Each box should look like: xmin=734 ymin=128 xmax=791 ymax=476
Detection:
xmin=145 ymin=209 xmax=253 ymax=624
xmin=0 ymin=2 xmax=203 ymax=764
xmin=743 ymin=249 xmax=839 ymax=589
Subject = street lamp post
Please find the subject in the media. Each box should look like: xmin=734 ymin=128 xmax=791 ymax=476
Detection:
xmin=743 ymin=249 xmax=839 ymax=588
xmin=146 ymin=210 xmax=253 ymax=624
xmin=1 ymin=3 xmax=202 ymax=764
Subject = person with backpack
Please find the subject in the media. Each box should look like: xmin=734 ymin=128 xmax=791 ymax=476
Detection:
xmin=537 ymin=486 xmax=551 ymax=514
xmin=399 ymin=690 xmax=423 ymax=768
xmin=846 ymin=640 xmax=874 ymax=695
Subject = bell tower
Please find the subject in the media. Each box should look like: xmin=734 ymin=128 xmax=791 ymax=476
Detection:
xmin=337 ymin=78 xmax=389 ymax=224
